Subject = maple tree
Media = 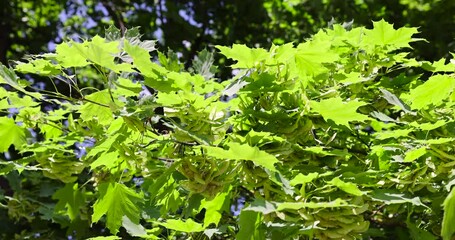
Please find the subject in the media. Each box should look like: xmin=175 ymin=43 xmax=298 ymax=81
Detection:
xmin=1 ymin=20 xmax=455 ymax=239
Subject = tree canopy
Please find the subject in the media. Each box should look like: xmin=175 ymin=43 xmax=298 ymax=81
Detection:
xmin=2 ymin=1 xmax=455 ymax=239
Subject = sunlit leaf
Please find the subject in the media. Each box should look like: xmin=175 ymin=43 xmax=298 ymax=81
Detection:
xmin=0 ymin=117 xmax=26 ymax=152
xmin=276 ymin=198 xmax=351 ymax=211
xmin=216 ymin=44 xmax=269 ymax=68
xmin=294 ymin=41 xmax=339 ymax=76
xmin=365 ymin=19 xmax=420 ymax=50
xmin=404 ymin=147 xmax=427 ymax=162
xmin=310 ymin=97 xmax=369 ymax=128
xmin=328 ymin=177 xmax=365 ymax=196
xmin=203 ymin=142 xmax=279 ymax=171
xmin=442 ymin=187 xmax=455 ymax=240
xmin=200 ymin=190 xmax=230 ymax=228
xmin=78 ymin=90 xmax=114 ymax=125
xmin=290 ymin=173 xmax=319 ymax=186
xmin=157 ymin=218 xmax=204 ymax=232
xmin=404 ymin=74 xmax=455 ymax=110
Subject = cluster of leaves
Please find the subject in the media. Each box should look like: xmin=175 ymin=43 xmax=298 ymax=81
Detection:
xmin=1 ymin=21 xmax=455 ymax=239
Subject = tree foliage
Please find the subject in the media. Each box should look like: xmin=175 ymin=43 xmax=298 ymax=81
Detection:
xmin=1 ymin=21 xmax=455 ymax=240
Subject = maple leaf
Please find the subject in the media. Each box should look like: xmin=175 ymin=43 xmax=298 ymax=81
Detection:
xmin=403 ymin=74 xmax=455 ymax=110
xmin=200 ymin=190 xmax=230 ymax=228
xmin=124 ymin=41 xmax=166 ymax=79
xmin=157 ymin=219 xmax=204 ymax=232
xmin=442 ymin=187 xmax=455 ymax=240
xmin=78 ymin=90 xmax=114 ymax=125
xmin=365 ymin=19 xmax=420 ymax=50
xmin=15 ymin=59 xmax=61 ymax=75
xmin=55 ymin=42 xmax=90 ymax=68
xmin=52 ymin=183 xmax=85 ymax=220
xmin=294 ymin=41 xmax=339 ymax=76
xmin=216 ymin=44 xmax=269 ymax=68
xmin=0 ymin=117 xmax=26 ymax=152
xmin=92 ymin=182 xmax=144 ymax=234
xmin=203 ymin=142 xmax=279 ymax=171
xmin=310 ymin=97 xmax=369 ymax=128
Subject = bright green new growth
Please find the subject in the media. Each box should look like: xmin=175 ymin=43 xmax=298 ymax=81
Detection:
xmin=1 ymin=20 xmax=455 ymax=239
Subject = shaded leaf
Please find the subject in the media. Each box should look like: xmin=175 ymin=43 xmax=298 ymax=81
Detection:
xmin=236 ymin=211 xmax=265 ymax=240
xmin=52 ymin=183 xmax=85 ymax=221
xmin=379 ymin=88 xmax=415 ymax=115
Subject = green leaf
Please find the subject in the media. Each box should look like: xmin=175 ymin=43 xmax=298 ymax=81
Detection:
xmin=417 ymin=138 xmax=455 ymax=145
xmin=122 ymin=216 xmax=147 ymax=237
xmin=410 ymin=120 xmax=447 ymax=131
xmin=365 ymin=19 xmax=419 ymax=50
xmin=0 ymin=117 xmax=26 ymax=152
xmin=276 ymin=198 xmax=351 ymax=211
xmin=90 ymin=151 xmax=120 ymax=169
xmin=310 ymin=97 xmax=369 ymax=128
xmin=290 ymin=173 xmax=319 ymax=186
xmin=404 ymin=147 xmax=427 ymax=162
xmin=124 ymin=40 xmax=166 ymax=79
xmin=407 ymin=221 xmax=437 ymax=240
xmin=422 ymin=58 xmax=455 ymax=72
xmin=370 ymin=190 xmax=426 ymax=207
xmin=302 ymin=146 xmax=337 ymax=156
xmin=55 ymin=42 xmax=90 ymax=68
xmin=157 ymin=218 xmax=204 ymax=232
xmin=375 ymin=129 xmax=412 ymax=140
xmin=200 ymin=190 xmax=230 ymax=228
xmin=52 ymin=183 xmax=85 ymax=220
xmin=71 ymin=35 xmax=131 ymax=73
xmin=0 ymin=64 xmax=41 ymax=99
xmin=404 ymin=74 xmax=455 ymax=110
xmin=87 ymin=237 xmax=121 ymax=240
xmin=202 ymin=142 xmax=279 ymax=171
xmin=236 ymin=211 xmax=265 ymax=240
xmin=379 ymin=88 xmax=415 ymax=115
xmin=15 ymin=59 xmax=61 ymax=75
xmin=78 ymin=90 xmax=114 ymax=125
xmin=39 ymin=122 xmax=63 ymax=139
xmin=92 ymin=182 xmax=144 ymax=234
xmin=294 ymin=41 xmax=339 ymax=76
xmin=115 ymin=77 xmax=142 ymax=97
xmin=243 ymin=198 xmax=277 ymax=215
xmin=328 ymin=177 xmax=365 ymax=196
xmin=442 ymin=187 xmax=455 ymax=240
xmin=216 ymin=44 xmax=269 ymax=68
